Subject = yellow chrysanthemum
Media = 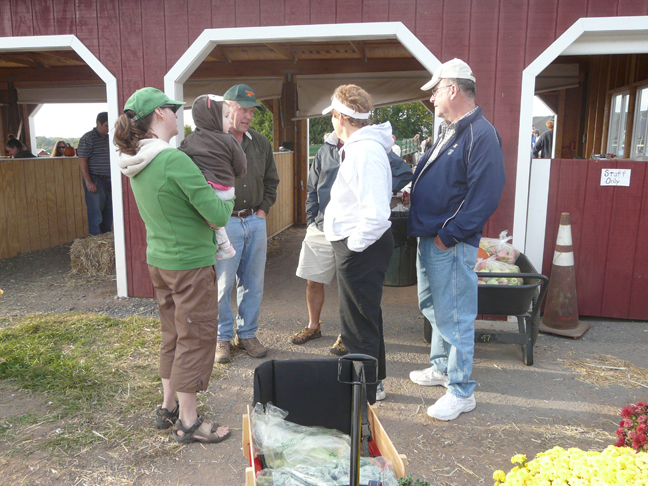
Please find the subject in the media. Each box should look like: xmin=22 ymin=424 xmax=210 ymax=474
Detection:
xmin=492 ymin=445 xmax=648 ymax=486
xmin=511 ymin=454 xmax=527 ymax=465
xmin=493 ymin=470 xmax=507 ymax=482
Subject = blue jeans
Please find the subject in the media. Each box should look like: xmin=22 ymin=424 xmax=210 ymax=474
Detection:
xmin=83 ymin=175 xmax=113 ymax=235
xmin=417 ymin=238 xmax=478 ymax=398
xmin=215 ymin=213 xmax=267 ymax=341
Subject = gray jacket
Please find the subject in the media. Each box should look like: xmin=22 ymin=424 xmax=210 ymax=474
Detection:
xmin=306 ymin=132 xmax=413 ymax=231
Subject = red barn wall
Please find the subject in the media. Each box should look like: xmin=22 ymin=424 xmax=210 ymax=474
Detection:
xmin=2 ymin=0 xmax=648 ymax=296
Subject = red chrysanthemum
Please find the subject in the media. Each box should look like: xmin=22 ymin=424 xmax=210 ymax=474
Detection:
xmin=638 ymin=415 xmax=648 ymax=424
xmin=621 ymin=406 xmax=635 ymax=419
xmin=632 ymin=433 xmax=646 ymax=451
xmin=622 ymin=419 xmax=635 ymax=429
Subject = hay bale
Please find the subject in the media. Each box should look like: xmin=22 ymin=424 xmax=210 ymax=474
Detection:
xmin=70 ymin=232 xmax=116 ymax=277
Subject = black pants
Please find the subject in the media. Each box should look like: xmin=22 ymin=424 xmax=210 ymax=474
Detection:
xmin=332 ymin=229 xmax=394 ymax=400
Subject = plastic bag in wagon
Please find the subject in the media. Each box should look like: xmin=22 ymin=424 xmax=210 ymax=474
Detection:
xmin=251 ymin=402 xmax=350 ymax=469
xmin=479 ymin=230 xmax=520 ymax=264
xmin=475 ymin=257 xmax=522 ymax=285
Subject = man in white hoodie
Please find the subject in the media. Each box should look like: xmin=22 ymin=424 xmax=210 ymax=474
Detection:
xmin=322 ymin=84 xmax=394 ymax=403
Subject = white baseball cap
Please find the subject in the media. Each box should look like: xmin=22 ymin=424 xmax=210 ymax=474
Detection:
xmin=421 ymin=58 xmax=476 ymax=91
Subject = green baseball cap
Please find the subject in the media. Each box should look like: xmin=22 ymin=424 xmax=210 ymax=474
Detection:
xmin=223 ymin=84 xmax=261 ymax=108
xmin=124 ymin=87 xmax=185 ymax=120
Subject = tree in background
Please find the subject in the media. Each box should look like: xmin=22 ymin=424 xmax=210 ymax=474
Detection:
xmin=249 ymin=106 xmax=273 ymax=145
xmin=371 ymin=102 xmax=434 ymax=140
xmin=36 ymin=136 xmax=80 ymax=155
xmin=309 ymin=101 xmax=434 ymax=144
xmin=309 ymin=116 xmax=332 ymax=145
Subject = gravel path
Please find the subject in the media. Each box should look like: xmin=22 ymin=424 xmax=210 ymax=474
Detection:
xmin=1 ymin=227 xmax=647 ymax=485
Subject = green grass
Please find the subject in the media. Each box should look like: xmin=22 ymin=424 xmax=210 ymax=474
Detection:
xmin=0 ymin=313 xmax=220 ymax=456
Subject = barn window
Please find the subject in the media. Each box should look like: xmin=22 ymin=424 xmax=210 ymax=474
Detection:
xmin=631 ymin=85 xmax=648 ymax=159
xmin=607 ymin=91 xmax=630 ymax=157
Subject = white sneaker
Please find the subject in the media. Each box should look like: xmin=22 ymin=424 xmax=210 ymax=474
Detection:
xmin=409 ymin=366 xmax=449 ymax=387
xmin=427 ymin=392 xmax=476 ymax=421
xmin=375 ymin=381 xmax=387 ymax=401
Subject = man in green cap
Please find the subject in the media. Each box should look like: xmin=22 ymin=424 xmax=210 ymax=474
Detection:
xmin=215 ymin=84 xmax=280 ymax=363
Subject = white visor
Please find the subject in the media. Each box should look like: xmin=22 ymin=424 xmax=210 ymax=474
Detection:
xmin=322 ymin=96 xmax=370 ymax=119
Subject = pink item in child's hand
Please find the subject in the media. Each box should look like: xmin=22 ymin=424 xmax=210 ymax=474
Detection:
xmin=208 ymin=181 xmax=232 ymax=191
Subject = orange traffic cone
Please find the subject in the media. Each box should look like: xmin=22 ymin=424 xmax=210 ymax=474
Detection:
xmin=539 ymin=212 xmax=590 ymax=338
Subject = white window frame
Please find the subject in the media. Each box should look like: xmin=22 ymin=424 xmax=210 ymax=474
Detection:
xmin=607 ymin=90 xmax=630 ymax=157
xmin=631 ymin=84 xmax=648 ymax=160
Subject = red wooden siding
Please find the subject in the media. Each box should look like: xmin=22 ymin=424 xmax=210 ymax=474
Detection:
xmin=212 ymin=0 xmax=236 ymax=28
xmin=2 ymin=0 xmax=648 ymax=297
xmin=542 ymin=159 xmax=648 ymax=320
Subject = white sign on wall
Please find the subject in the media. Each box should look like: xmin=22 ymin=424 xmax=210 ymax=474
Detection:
xmin=600 ymin=168 xmax=631 ymax=187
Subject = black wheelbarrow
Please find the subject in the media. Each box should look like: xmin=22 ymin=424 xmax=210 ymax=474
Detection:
xmin=423 ymin=252 xmax=549 ymax=365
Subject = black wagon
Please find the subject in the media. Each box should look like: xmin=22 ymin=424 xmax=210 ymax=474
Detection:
xmin=423 ymin=252 xmax=549 ymax=365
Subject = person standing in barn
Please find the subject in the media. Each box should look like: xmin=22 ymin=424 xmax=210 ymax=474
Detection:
xmin=322 ymin=84 xmax=395 ymax=402
xmin=78 ymin=112 xmax=113 ymax=235
xmin=214 ymin=85 xmax=280 ymax=363
xmin=408 ymin=59 xmax=506 ymax=420
xmin=533 ymin=119 xmax=554 ymax=158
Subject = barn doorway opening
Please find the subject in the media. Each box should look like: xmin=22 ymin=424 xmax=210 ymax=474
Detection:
xmin=515 ymin=16 xmax=648 ymax=319
xmin=0 ymin=36 xmax=125 ymax=295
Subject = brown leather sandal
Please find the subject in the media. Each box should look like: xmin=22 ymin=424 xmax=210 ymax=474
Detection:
xmin=154 ymin=400 xmax=179 ymax=429
xmin=172 ymin=417 xmax=231 ymax=444
xmin=290 ymin=325 xmax=322 ymax=344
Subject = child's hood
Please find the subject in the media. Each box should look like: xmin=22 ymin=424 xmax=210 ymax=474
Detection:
xmin=192 ymin=94 xmax=224 ymax=132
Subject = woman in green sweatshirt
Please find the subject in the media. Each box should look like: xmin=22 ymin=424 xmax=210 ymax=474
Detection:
xmin=114 ymin=87 xmax=234 ymax=444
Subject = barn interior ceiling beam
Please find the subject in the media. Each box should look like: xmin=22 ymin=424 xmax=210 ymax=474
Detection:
xmin=0 ymin=65 xmax=101 ymax=85
xmin=264 ymin=43 xmax=294 ymax=61
xmin=191 ymin=57 xmax=423 ymax=79
xmin=349 ymin=42 xmax=366 ymax=61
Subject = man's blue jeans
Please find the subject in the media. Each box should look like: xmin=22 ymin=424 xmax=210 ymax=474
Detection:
xmin=215 ymin=213 xmax=267 ymax=341
xmin=83 ymin=175 xmax=113 ymax=235
xmin=417 ymin=238 xmax=478 ymax=398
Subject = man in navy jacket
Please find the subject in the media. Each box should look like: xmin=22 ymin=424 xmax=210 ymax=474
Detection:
xmin=408 ymin=59 xmax=505 ymax=421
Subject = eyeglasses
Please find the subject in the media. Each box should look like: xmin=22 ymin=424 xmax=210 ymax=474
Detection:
xmin=431 ymin=85 xmax=453 ymax=98
xmin=57 ymin=145 xmax=66 ymax=149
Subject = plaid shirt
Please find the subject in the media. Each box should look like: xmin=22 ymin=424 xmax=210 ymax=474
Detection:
xmin=422 ymin=106 xmax=479 ymax=174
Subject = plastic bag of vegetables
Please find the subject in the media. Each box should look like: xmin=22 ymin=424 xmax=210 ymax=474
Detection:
xmin=475 ymin=257 xmax=522 ymax=285
xmin=479 ymin=230 xmax=520 ymax=264
xmin=251 ymin=402 xmax=351 ymax=469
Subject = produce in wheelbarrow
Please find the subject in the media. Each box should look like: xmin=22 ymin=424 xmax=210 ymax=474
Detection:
xmin=479 ymin=230 xmax=520 ymax=264
xmin=475 ymin=257 xmax=521 ymax=285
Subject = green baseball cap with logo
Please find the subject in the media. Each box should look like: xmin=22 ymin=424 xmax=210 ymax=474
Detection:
xmin=223 ymin=84 xmax=261 ymax=108
xmin=124 ymin=87 xmax=185 ymax=120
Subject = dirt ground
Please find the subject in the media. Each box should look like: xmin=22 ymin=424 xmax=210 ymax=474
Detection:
xmin=1 ymin=226 xmax=647 ymax=485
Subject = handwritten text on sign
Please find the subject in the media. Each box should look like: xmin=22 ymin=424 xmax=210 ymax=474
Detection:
xmin=600 ymin=168 xmax=631 ymax=187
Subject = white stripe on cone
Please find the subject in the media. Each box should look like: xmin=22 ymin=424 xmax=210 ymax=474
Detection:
xmin=553 ymin=251 xmax=575 ymax=266
xmin=556 ymin=224 xmax=573 ymax=246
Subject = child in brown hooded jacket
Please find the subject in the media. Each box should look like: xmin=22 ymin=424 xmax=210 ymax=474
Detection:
xmin=180 ymin=94 xmax=247 ymax=260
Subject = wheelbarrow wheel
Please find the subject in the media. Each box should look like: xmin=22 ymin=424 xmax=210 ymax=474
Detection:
xmin=423 ymin=318 xmax=432 ymax=343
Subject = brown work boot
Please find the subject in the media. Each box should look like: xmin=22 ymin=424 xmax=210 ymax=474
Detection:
xmin=233 ymin=336 xmax=268 ymax=358
xmin=290 ymin=323 xmax=322 ymax=345
xmin=330 ymin=335 xmax=348 ymax=356
xmin=215 ymin=340 xmax=231 ymax=363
